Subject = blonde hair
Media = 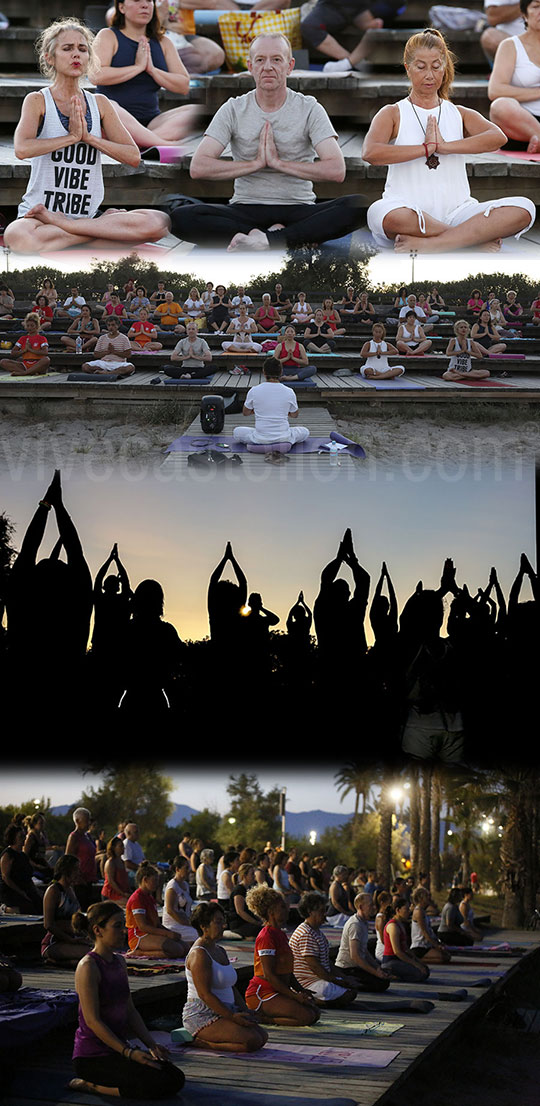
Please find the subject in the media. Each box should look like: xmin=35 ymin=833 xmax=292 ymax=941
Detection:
xmin=25 ymin=312 xmax=41 ymax=327
xmin=245 ymin=885 xmax=283 ymax=921
xmin=36 ymin=19 xmax=99 ymax=81
xmin=453 ymin=318 xmax=470 ymax=334
xmin=403 ymin=28 xmax=455 ymax=100
xmin=372 ymin=321 xmax=387 ymax=337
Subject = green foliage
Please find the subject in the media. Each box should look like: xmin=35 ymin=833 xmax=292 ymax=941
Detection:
xmin=222 ymin=773 xmax=281 ymax=851
xmin=176 ymin=809 xmax=223 ymax=853
xmin=79 ymin=764 xmax=174 ymax=848
xmin=316 ymin=812 xmax=408 ymax=876
xmin=0 ymin=799 xmax=75 ymax=850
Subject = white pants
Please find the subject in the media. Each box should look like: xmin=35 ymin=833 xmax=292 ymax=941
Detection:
xmin=367 ymin=195 xmax=536 ymax=248
xmin=233 ymin=425 xmax=310 ymax=445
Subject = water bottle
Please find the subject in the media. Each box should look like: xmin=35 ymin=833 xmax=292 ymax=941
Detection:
xmin=329 ymin=440 xmax=339 ymax=467
xmin=75 ymin=336 xmax=83 ymax=354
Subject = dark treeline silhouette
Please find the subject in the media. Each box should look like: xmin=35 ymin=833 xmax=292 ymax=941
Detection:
xmin=1 ymin=474 xmax=537 ymax=756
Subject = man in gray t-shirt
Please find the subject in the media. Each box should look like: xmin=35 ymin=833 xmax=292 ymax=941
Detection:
xmin=335 ymin=893 xmax=390 ymax=992
xmin=165 ymin=32 xmax=365 ymax=251
xmin=168 ymin=321 xmax=213 ymax=379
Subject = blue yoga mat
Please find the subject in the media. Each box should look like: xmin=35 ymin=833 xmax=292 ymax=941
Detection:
xmin=163 ymin=377 xmax=213 ymax=385
xmin=358 ymin=377 xmax=426 ymax=390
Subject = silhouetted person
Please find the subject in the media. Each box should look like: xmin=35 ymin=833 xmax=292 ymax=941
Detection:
xmin=6 ymin=470 xmax=92 ymax=712
xmin=119 ymin=579 xmax=185 ymax=717
xmin=287 ymin=591 xmax=312 ymax=650
xmin=207 ymin=542 xmax=248 ymax=653
xmin=398 ymin=560 xmax=464 ymax=764
xmin=366 ymin=563 xmax=400 ymax=742
xmin=506 ymin=553 xmax=538 ymax=755
xmin=314 ymin=529 xmax=370 ymax=679
xmin=284 ymin=590 xmax=313 ymax=695
xmin=92 ymin=544 xmax=132 ymax=658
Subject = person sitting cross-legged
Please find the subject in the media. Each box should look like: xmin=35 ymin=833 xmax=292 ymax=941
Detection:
xmin=273 ymin=325 xmax=317 ymax=382
xmin=167 ymin=321 xmax=213 ymax=378
xmin=289 ymin=892 xmax=359 ymax=1008
xmin=233 ymin=358 xmax=310 ymax=448
xmin=80 ymin=316 xmax=135 ymax=377
xmin=165 ymin=32 xmax=365 ymax=251
xmin=335 ymin=892 xmax=392 ymax=991
xmin=244 ymin=886 xmax=321 ymax=1025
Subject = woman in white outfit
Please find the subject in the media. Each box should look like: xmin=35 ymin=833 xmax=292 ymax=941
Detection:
xmin=222 ymin=306 xmax=263 ymax=353
xmin=442 ymin=319 xmax=490 ymax=380
xmin=396 ymin=312 xmax=432 ymax=356
xmin=4 ymin=18 xmax=169 ymax=254
xmin=360 ymin=322 xmax=406 ymax=378
xmin=489 ymin=0 xmax=540 ymax=152
xmin=363 ymin=27 xmax=535 ymax=251
xmin=162 ymin=856 xmax=198 ymax=946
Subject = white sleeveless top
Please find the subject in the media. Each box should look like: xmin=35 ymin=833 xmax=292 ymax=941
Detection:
xmin=364 ymin=339 xmax=392 ymax=371
xmin=19 ymin=87 xmax=104 ymax=218
xmin=185 ymin=946 xmax=237 ymax=1003
xmin=382 ymin=99 xmax=471 ymax=222
xmin=510 ymin=36 xmax=540 ymax=116
xmin=217 ymin=869 xmax=233 ymax=900
xmin=411 ymin=911 xmax=436 ymax=949
xmin=449 ymin=337 xmax=472 ymax=372
xmin=162 ymin=877 xmax=193 ymax=930
xmin=401 ymin=320 xmax=423 ymax=343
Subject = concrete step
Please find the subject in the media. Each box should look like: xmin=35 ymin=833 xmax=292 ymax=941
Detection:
xmin=361 ymin=26 xmax=488 ymax=69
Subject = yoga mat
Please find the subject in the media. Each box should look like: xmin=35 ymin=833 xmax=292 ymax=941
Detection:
xmin=282 ymin=380 xmax=319 ymax=388
xmin=458 ymin=378 xmax=514 ymax=387
xmin=497 ymin=147 xmax=540 ymax=161
xmin=359 ymin=377 xmax=426 ymax=390
xmin=5 ymin=1070 xmax=358 ymax=1106
xmin=487 ymin=352 xmax=525 ymax=359
xmin=166 ymin=434 xmax=366 ymax=459
xmin=203 ymin=1043 xmax=399 ymax=1067
xmin=163 ymin=377 xmax=213 ymax=385
xmin=274 ymin=1020 xmax=404 ymax=1037
xmin=351 ymin=999 xmax=434 ymax=1013
xmin=141 ymin=146 xmax=184 ymax=162
xmin=66 ymin=372 xmax=127 ymax=382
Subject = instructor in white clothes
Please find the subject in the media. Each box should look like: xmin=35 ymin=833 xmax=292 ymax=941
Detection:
xmin=233 ymin=359 xmax=309 ymax=445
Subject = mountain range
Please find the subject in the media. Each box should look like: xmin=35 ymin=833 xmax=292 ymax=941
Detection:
xmin=51 ymin=803 xmax=354 ymax=839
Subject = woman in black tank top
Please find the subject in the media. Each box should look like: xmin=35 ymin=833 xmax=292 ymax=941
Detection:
xmin=94 ymin=0 xmax=197 ymax=149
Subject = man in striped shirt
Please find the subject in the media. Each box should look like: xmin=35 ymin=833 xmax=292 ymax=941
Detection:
xmin=288 ymin=893 xmax=358 ymax=1007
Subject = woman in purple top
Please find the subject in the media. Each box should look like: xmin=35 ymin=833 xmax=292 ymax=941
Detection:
xmin=70 ymin=900 xmax=184 ymax=1099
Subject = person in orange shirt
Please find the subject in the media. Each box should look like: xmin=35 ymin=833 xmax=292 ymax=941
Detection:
xmin=0 ymin=312 xmax=51 ymax=376
xmin=128 ymin=307 xmax=163 ymax=351
xmin=153 ymin=291 xmax=185 ymax=331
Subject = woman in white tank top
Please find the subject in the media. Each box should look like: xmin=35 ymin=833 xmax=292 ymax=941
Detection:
xmin=442 ymin=319 xmax=491 ymax=381
xmin=360 ymin=322 xmax=406 ymax=378
xmin=4 ymin=18 xmax=170 ymax=254
xmin=363 ymin=28 xmax=535 ymax=251
xmin=488 ymin=1 xmax=540 ymax=152
xmin=182 ymin=902 xmax=268 ymax=1051
xmin=396 ymin=312 xmax=433 ymax=356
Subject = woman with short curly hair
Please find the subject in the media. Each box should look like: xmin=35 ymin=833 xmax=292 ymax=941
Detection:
xmin=243 ymin=887 xmax=319 ymax=1026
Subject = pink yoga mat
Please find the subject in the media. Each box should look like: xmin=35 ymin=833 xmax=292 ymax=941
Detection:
xmin=497 ymin=147 xmax=540 ymax=161
xmin=141 ymin=145 xmax=184 ymax=162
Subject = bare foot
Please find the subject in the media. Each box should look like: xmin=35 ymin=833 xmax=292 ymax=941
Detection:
xmin=24 ymin=203 xmax=53 ymax=223
xmin=479 ymin=238 xmax=502 ymax=252
xmin=527 ymin=134 xmax=540 ymax=154
xmin=227 ymin=229 xmax=270 ymax=251
xmin=267 ymin=223 xmax=285 ymax=231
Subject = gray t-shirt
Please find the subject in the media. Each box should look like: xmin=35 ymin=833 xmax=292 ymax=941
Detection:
xmin=205 ymin=88 xmax=337 ymax=205
xmin=173 ymin=336 xmax=211 ymax=367
xmin=335 ymin=914 xmax=368 ymax=969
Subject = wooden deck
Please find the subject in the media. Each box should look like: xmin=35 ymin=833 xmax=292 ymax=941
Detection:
xmin=2 ymin=924 xmax=538 ymax=1106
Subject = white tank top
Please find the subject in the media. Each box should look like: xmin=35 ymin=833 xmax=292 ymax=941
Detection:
xmin=217 ymin=869 xmax=233 ymax=900
xmin=19 ymin=87 xmax=104 ymax=218
xmin=411 ymin=912 xmax=435 ymax=949
xmin=382 ymin=98 xmax=471 ymax=222
xmin=401 ymin=321 xmax=422 ymax=343
xmin=185 ymin=946 xmax=237 ymax=1003
xmin=449 ymin=337 xmax=472 ymax=372
xmin=510 ymin=36 xmax=540 ymax=115
xmin=364 ymin=338 xmax=391 ymax=371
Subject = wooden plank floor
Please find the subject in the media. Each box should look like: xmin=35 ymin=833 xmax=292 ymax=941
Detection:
xmin=3 ymin=927 xmax=538 ymax=1106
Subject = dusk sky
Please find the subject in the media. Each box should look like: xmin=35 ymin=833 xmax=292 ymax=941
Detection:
xmin=1 ymin=463 xmax=535 ymax=644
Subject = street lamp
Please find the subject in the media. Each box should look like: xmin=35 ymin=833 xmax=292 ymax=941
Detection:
xmin=410 ymin=248 xmax=418 ymax=283
xmin=309 ymin=830 xmax=317 ymax=846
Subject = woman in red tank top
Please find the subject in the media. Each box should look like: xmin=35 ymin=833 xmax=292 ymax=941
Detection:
xmin=274 ymin=326 xmax=317 ymax=382
xmin=382 ymin=899 xmax=430 ymax=982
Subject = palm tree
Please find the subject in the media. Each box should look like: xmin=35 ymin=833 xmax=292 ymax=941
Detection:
xmin=376 ymin=767 xmax=394 ymax=891
xmin=334 ymin=763 xmax=374 ymax=829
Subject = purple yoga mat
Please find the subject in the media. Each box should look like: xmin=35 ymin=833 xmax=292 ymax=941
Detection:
xmin=166 ymin=432 xmax=366 ymax=458
xmin=487 ymin=353 xmax=525 ymax=359
xmin=141 ymin=145 xmax=184 ymax=162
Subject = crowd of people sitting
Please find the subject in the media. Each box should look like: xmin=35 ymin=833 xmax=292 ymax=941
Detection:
xmin=1 ymin=278 xmax=538 ymax=381
xmin=0 ymin=805 xmax=489 ymax=1092
xmin=1 ymin=474 xmax=537 ymax=749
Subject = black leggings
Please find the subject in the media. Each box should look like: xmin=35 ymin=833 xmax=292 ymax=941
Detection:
xmin=168 ymin=196 xmax=365 ymax=248
xmin=340 ymin=965 xmax=390 ymax=992
xmin=302 ymin=0 xmax=403 ymax=47
xmin=74 ymin=1055 xmax=185 ymax=1099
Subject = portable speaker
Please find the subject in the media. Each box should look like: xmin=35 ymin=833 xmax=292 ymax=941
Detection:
xmin=200 ymin=395 xmax=225 ymax=434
